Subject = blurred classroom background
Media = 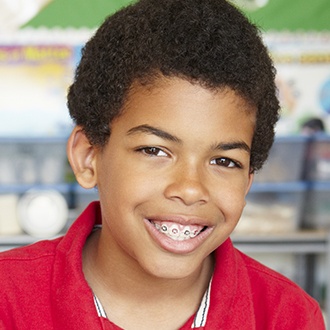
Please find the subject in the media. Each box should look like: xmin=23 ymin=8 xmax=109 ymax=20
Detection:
xmin=0 ymin=0 xmax=329 ymax=326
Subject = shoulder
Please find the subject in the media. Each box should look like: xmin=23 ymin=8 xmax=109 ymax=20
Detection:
xmin=0 ymin=238 xmax=61 ymax=282
xmin=0 ymin=238 xmax=62 ymax=326
xmin=237 ymin=249 xmax=305 ymax=290
xmin=0 ymin=237 xmax=60 ymax=259
xmin=235 ymin=249 xmax=325 ymax=328
xmin=236 ymin=248 xmax=313 ymax=298
xmin=0 ymin=238 xmax=61 ymax=300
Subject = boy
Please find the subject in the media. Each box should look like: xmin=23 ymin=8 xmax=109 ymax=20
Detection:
xmin=0 ymin=0 xmax=325 ymax=329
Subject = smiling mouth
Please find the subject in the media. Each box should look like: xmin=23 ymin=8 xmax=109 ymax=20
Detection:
xmin=149 ymin=220 xmax=207 ymax=241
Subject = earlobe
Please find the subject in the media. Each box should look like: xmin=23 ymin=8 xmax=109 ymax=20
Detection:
xmin=67 ymin=126 xmax=98 ymax=189
xmin=245 ymin=172 xmax=254 ymax=196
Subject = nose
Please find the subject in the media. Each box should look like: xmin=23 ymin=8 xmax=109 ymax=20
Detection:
xmin=164 ymin=164 xmax=209 ymax=206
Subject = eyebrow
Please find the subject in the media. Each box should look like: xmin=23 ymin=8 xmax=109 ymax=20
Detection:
xmin=212 ymin=141 xmax=251 ymax=153
xmin=127 ymin=124 xmax=182 ymax=143
xmin=127 ymin=124 xmax=251 ymax=153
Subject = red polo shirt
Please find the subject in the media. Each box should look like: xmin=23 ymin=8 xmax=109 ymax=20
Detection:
xmin=0 ymin=202 xmax=325 ymax=329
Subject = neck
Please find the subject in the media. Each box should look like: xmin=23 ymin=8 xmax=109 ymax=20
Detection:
xmin=82 ymin=229 xmax=214 ymax=328
xmin=83 ymin=229 xmax=213 ymax=297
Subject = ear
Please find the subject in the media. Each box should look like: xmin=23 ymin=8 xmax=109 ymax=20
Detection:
xmin=242 ymin=172 xmax=254 ymax=207
xmin=245 ymin=172 xmax=254 ymax=197
xmin=67 ymin=126 xmax=98 ymax=189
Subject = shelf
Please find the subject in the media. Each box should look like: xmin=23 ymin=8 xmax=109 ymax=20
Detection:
xmin=250 ymin=181 xmax=309 ymax=192
xmin=232 ymin=230 xmax=330 ymax=253
xmin=1 ymin=181 xmax=326 ymax=195
xmin=0 ymin=234 xmax=48 ymax=247
xmin=0 ymin=183 xmax=75 ymax=195
xmin=308 ymin=181 xmax=330 ymax=190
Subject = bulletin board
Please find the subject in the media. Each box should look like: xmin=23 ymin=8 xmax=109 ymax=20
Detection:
xmin=0 ymin=0 xmax=329 ymax=136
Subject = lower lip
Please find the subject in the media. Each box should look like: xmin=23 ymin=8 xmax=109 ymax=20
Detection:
xmin=144 ymin=219 xmax=213 ymax=254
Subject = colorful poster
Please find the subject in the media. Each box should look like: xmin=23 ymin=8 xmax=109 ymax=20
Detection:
xmin=0 ymin=45 xmax=81 ymax=137
xmin=265 ymin=33 xmax=330 ymax=134
xmin=1 ymin=32 xmax=330 ymax=137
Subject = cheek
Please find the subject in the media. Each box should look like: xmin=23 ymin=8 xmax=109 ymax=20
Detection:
xmin=211 ymin=182 xmax=249 ymax=221
xmin=97 ymin=157 xmax=156 ymax=209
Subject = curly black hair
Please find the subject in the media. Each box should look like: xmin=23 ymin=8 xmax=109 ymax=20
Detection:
xmin=67 ymin=0 xmax=280 ymax=172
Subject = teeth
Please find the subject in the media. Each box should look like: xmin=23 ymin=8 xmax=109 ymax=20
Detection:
xmin=152 ymin=221 xmax=204 ymax=241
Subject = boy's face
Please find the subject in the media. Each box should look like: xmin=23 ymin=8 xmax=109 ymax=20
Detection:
xmin=77 ymin=77 xmax=255 ymax=279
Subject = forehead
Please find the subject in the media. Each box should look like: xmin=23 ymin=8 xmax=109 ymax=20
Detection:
xmin=113 ymin=76 xmax=256 ymax=143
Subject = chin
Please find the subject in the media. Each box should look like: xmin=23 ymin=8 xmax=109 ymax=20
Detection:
xmin=140 ymin=253 xmax=210 ymax=281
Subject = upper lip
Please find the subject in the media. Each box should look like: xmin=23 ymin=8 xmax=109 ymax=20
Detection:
xmin=146 ymin=214 xmax=212 ymax=227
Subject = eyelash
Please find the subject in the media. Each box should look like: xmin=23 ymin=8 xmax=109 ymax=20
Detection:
xmin=136 ymin=147 xmax=242 ymax=168
xmin=210 ymin=157 xmax=242 ymax=169
xmin=136 ymin=146 xmax=168 ymax=157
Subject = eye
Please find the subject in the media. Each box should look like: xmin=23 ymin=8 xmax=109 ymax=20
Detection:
xmin=137 ymin=147 xmax=168 ymax=157
xmin=210 ymin=157 xmax=241 ymax=168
